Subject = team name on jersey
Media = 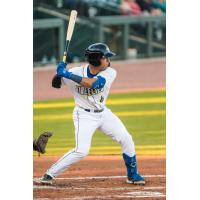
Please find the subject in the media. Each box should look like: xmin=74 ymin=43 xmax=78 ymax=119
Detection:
xmin=76 ymin=85 xmax=104 ymax=96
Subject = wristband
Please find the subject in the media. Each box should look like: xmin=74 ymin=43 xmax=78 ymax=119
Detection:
xmin=68 ymin=73 xmax=83 ymax=84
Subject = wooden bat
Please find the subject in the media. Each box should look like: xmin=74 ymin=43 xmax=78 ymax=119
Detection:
xmin=51 ymin=10 xmax=77 ymax=89
xmin=63 ymin=10 xmax=78 ymax=64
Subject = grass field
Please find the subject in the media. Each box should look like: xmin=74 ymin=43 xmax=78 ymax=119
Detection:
xmin=33 ymin=90 xmax=166 ymax=156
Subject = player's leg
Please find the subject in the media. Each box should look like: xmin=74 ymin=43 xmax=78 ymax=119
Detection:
xmin=99 ymin=108 xmax=145 ymax=185
xmin=41 ymin=108 xmax=98 ymax=183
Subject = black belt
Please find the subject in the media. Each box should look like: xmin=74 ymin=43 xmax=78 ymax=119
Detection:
xmin=84 ymin=108 xmax=104 ymax=113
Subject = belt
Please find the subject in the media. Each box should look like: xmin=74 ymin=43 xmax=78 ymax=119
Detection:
xmin=84 ymin=108 xmax=104 ymax=113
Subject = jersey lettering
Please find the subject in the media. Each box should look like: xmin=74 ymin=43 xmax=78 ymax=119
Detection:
xmin=76 ymin=85 xmax=104 ymax=96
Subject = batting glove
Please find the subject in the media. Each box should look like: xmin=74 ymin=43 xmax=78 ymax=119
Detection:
xmin=56 ymin=61 xmax=67 ymax=73
xmin=57 ymin=62 xmax=71 ymax=79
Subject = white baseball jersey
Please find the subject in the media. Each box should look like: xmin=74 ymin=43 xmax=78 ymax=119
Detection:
xmin=61 ymin=64 xmax=117 ymax=110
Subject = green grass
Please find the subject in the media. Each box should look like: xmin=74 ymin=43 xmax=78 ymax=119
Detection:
xmin=33 ymin=90 xmax=166 ymax=156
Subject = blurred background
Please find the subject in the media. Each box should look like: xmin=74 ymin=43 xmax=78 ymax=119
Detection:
xmin=33 ymin=0 xmax=166 ymax=67
xmin=33 ymin=0 xmax=166 ymax=156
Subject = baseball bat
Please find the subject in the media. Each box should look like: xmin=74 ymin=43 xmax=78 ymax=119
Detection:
xmin=63 ymin=10 xmax=78 ymax=64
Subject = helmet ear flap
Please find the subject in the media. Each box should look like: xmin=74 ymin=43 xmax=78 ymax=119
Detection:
xmin=86 ymin=56 xmax=101 ymax=67
xmin=89 ymin=60 xmax=101 ymax=67
xmin=85 ymin=52 xmax=102 ymax=67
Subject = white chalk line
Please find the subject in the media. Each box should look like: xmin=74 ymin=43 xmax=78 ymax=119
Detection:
xmin=116 ymin=194 xmax=166 ymax=198
xmin=34 ymin=193 xmax=166 ymax=200
xmin=34 ymin=186 xmax=166 ymax=200
xmin=33 ymin=175 xmax=166 ymax=199
xmin=33 ymin=185 xmax=165 ymax=190
xmin=34 ymin=174 xmax=165 ymax=182
xmin=125 ymin=191 xmax=165 ymax=197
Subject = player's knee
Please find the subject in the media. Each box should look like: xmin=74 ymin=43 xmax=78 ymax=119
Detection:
xmin=127 ymin=134 xmax=134 ymax=146
xmin=120 ymin=133 xmax=134 ymax=145
xmin=75 ymin=149 xmax=89 ymax=157
xmin=80 ymin=150 xmax=89 ymax=157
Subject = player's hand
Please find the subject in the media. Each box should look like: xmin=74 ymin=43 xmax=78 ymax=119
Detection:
xmin=56 ymin=61 xmax=67 ymax=74
xmin=57 ymin=62 xmax=71 ymax=79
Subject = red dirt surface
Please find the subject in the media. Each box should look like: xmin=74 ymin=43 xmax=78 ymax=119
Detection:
xmin=33 ymin=155 xmax=166 ymax=200
xmin=33 ymin=58 xmax=166 ymax=101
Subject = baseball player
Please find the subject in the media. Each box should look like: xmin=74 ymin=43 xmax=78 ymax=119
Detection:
xmin=40 ymin=43 xmax=145 ymax=185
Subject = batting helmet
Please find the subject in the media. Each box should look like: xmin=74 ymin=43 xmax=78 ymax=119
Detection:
xmin=85 ymin=43 xmax=116 ymax=67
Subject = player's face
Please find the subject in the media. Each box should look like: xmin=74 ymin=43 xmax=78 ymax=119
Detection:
xmin=100 ymin=57 xmax=110 ymax=68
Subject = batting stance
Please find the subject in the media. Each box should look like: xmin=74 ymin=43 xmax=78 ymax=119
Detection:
xmin=40 ymin=43 xmax=145 ymax=185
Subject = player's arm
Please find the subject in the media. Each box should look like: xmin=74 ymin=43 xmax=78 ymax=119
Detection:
xmin=80 ymin=76 xmax=106 ymax=89
xmin=57 ymin=62 xmax=106 ymax=89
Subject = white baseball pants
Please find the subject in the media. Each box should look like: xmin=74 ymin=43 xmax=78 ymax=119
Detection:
xmin=46 ymin=106 xmax=136 ymax=177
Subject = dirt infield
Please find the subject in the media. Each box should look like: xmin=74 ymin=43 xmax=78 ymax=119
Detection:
xmin=33 ymin=58 xmax=166 ymax=101
xmin=33 ymin=155 xmax=166 ymax=200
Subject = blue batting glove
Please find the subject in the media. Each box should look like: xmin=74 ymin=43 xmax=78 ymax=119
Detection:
xmin=56 ymin=61 xmax=67 ymax=75
xmin=56 ymin=62 xmax=71 ymax=79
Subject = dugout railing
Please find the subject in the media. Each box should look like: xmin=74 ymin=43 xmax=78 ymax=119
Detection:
xmin=33 ymin=4 xmax=166 ymax=65
xmin=94 ymin=15 xmax=166 ymax=59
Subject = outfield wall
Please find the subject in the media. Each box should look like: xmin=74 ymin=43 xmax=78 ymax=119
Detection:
xmin=33 ymin=57 xmax=166 ymax=101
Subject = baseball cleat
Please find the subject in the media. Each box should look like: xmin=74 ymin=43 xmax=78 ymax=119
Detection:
xmin=122 ymin=154 xmax=145 ymax=185
xmin=126 ymin=174 xmax=145 ymax=185
xmin=40 ymin=174 xmax=53 ymax=185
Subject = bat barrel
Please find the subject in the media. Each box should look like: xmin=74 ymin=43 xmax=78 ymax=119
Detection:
xmin=62 ymin=10 xmax=77 ymax=64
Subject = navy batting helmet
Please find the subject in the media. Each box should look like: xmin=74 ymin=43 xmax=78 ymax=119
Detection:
xmin=85 ymin=43 xmax=116 ymax=67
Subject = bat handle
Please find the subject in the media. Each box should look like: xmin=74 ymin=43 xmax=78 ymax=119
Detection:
xmin=63 ymin=52 xmax=67 ymax=64
xmin=62 ymin=40 xmax=70 ymax=64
